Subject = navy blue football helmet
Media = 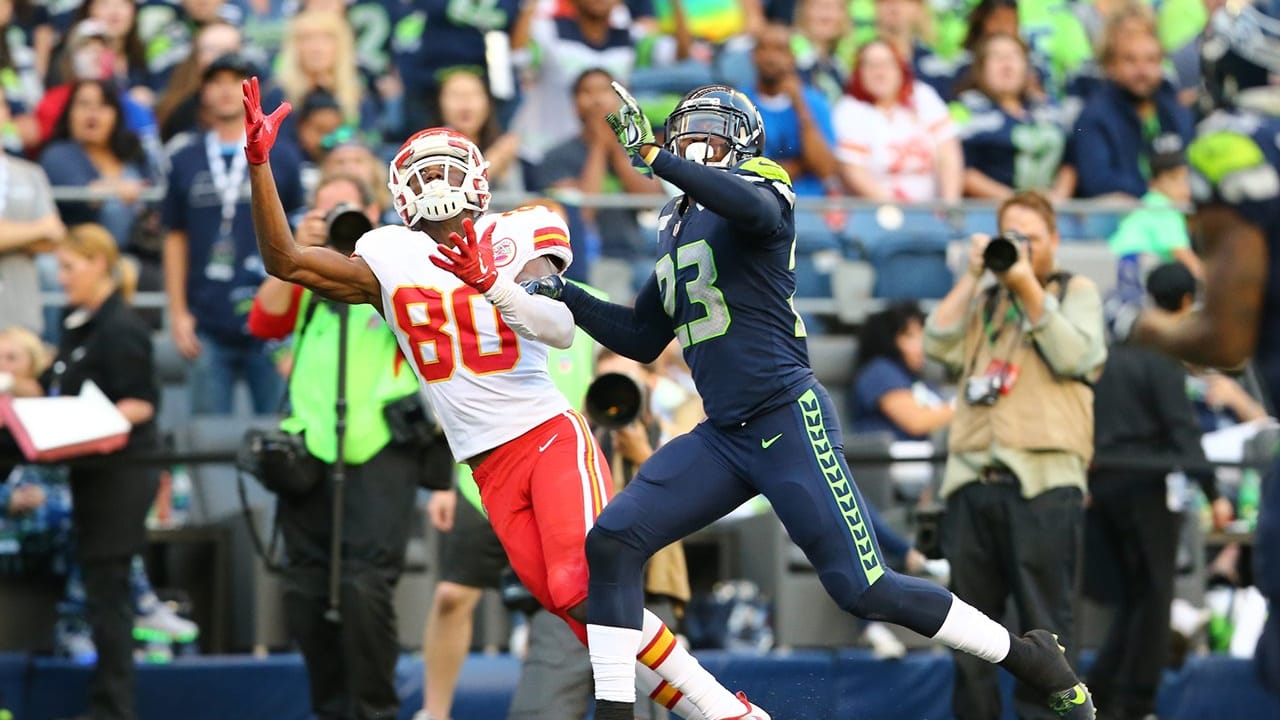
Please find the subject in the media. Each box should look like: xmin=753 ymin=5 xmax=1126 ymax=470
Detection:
xmin=1201 ymin=0 xmax=1280 ymax=115
xmin=664 ymin=85 xmax=765 ymax=167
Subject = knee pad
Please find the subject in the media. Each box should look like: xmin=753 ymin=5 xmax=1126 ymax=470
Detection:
xmin=835 ymin=569 xmax=902 ymax=622
xmin=585 ymin=526 xmax=649 ymax=581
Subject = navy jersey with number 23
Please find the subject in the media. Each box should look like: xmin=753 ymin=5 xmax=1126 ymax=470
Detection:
xmin=651 ymin=156 xmax=814 ymax=425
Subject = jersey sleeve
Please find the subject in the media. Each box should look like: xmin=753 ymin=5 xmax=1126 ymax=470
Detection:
xmin=1188 ymin=124 xmax=1280 ymax=229
xmin=485 ymin=205 xmax=575 ymax=280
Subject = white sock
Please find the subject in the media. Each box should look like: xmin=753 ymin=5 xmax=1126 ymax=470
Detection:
xmin=636 ymin=663 xmax=706 ymax=719
xmin=931 ymin=594 xmax=1012 ymax=663
xmin=638 ymin=609 xmax=743 ymax=719
xmin=588 ymin=624 xmax=643 ymax=703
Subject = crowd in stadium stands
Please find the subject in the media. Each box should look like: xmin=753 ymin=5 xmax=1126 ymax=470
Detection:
xmin=0 ymin=0 xmax=1219 ymax=313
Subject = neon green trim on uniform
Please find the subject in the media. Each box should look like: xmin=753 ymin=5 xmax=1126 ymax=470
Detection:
xmin=949 ymin=102 xmax=972 ymax=126
xmin=1188 ymin=131 xmax=1267 ymax=185
xmin=797 ymin=388 xmax=883 ymax=585
xmin=740 ymin=157 xmax=792 ymax=186
xmin=456 ymin=463 xmax=485 ymax=515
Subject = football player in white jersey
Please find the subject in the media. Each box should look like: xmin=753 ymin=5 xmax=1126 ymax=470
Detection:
xmin=240 ymin=77 xmax=769 ymax=720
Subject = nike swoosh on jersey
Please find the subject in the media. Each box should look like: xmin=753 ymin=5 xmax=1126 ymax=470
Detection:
xmin=761 ymin=433 xmax=783 ymax=449
xmin=539 ymin=435 xmax=558 ymax=452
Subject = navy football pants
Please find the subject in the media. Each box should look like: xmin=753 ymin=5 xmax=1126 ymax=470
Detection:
xmin=586 ymin=382 xmax=953 ymax=635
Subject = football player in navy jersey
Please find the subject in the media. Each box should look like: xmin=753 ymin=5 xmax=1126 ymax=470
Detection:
xmin=1127 ymin=0 xmax=1280 ymax=695
xmin=528 ymin=83 xmax=1096 ymax=720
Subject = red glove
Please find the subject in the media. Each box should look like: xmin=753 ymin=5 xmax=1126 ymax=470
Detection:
xmin=242 ymin=76 xmax=292 ymax=165
xmin=430 ymin=218 xmax=498 ymax=293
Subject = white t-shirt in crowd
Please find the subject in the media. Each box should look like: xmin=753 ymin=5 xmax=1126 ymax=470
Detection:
xmin=833 ymin=81 xmax=956 ymax=203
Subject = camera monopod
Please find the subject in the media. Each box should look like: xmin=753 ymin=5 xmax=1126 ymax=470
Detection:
xmin=325 ymin=301 xmax=349 ymax=624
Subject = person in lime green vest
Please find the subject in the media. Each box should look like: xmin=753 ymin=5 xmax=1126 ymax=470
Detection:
xmin=416 ymin=279 xmax=603 ymax=720
xmin=246 ymin=174 xmax=437 ymax=720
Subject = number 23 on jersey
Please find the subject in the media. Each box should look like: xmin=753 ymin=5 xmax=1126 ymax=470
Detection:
xmin=392 ymin=285 xmax=520 ymax=382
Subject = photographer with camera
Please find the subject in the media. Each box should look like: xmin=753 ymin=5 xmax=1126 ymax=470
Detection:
xmin=246 ymin=173 xmax=445 ymax=720
xmin=924 ymin=191 xmax=1106 ymax=720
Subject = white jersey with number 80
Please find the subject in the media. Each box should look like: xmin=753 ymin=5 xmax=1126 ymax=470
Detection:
xmin=354 ymin=205 xmax=575 ymax=461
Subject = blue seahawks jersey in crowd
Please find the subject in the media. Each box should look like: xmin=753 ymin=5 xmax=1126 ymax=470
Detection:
xmin=952 ymin=89 xmax=1067 ymax=192
xmin=1187 ymin=111 xmax=1280 ymax=408
xmin=653 ymin=156 xmax=814 ymax=426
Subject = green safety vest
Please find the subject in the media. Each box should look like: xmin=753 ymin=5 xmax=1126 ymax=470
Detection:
xmin=280 ymin=290 xmax=420 ymax=464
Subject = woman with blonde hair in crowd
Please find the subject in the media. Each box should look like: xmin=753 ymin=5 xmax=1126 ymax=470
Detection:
xmin=275 ymin=10 xmax=364 ymax=128
xmin=39 ymin=223 xmax=158 ymax=720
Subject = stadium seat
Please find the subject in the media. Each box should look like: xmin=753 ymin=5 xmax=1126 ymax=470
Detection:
xmin=831 ymin=259 xmax=876 ymax=325
xmin=792 ymin=250 xmax=837 ymax=298
xmin=865 ymin=236 xmax=955 ymax=300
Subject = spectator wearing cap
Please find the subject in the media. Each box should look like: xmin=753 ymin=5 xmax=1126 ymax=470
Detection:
xmin=1087 ymin=259 xmax=1233 ymax=720
xmin=1106 ymin=139 xmax=1202 ymax=278
xmin=162 ymin=53 xmax=304 ymax=415
xmin=34 ymin=19 xmax=158 ymax=150
xmin=39 ymin=79 xmax=155 ymax=249
xmin=292 ymin=89 xmax=345 ymax=199
xmin=1071 ymin=5 xmax=1194 ymax=200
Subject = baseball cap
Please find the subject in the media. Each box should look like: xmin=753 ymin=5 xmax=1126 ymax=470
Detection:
xmin=202 ymin=52 xmax=256 ymax=85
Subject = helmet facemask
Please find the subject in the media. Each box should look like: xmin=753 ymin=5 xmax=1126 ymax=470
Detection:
xmin=388 ymin=130 xmax=491 ymax=228
xmin=665 ymin=107 xmax=760 ymax=168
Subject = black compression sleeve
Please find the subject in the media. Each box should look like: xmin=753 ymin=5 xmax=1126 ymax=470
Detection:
xmin=649 ymin=149 xmax=783 ymax=238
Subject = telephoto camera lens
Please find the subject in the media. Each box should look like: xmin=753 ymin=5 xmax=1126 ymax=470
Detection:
xmin=982 ymin=230 xmax=1028 ymax=273
xmin=325 ymin=203 xmax=374 ymax=256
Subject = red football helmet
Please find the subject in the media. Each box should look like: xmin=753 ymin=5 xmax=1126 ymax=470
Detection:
xmin=388 ymin=128 xmax=491 ymax=227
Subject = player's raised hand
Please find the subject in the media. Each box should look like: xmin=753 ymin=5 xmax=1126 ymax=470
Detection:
xmin=605 ymin=81 xmax=655 ymax=176
xmin=431 ymin=217 xmax=498 ymax=293
xmin=242 ymin=76 xmax=291 ymax=165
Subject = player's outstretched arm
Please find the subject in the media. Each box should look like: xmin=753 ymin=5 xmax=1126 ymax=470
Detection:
xmin=243 ymin=77 xmax=379 ymax=306
xmin=1133 ymin=205 xmax=1265 ymax=368
xmin=430 ymin=218 xmax=576 ymax=349
xmin=607 ymin=82 xmax=787 ymax=241
xmin=643 ymin=149 xmax=788 ymax=240
xmin=531 ymin=273 xmax=675 ymax=363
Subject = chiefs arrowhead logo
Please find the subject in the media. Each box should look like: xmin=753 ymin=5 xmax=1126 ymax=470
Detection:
xmin=492 ymin=237 xmax=517 ymax=267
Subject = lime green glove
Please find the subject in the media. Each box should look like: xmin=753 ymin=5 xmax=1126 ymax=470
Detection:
xmin=605 ymin=81 xmax=656 ymax=176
